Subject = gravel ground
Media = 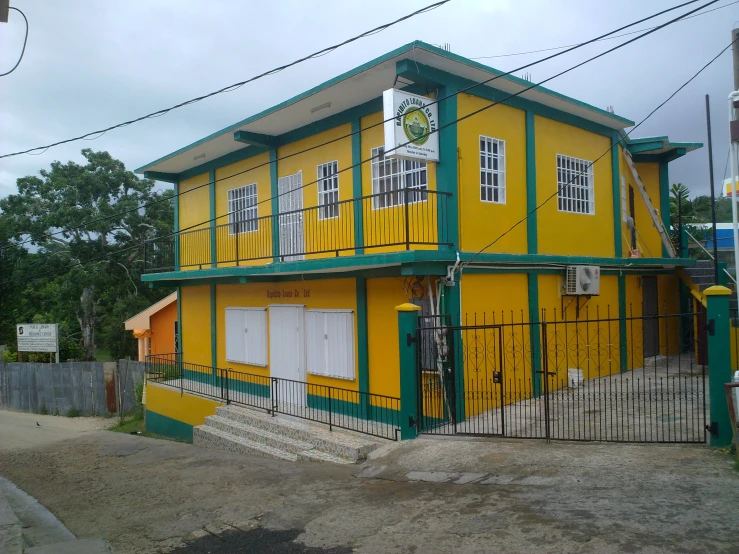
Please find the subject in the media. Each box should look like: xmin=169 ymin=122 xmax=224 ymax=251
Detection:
xmin=0 ymin=409 xmax=737 ymax=553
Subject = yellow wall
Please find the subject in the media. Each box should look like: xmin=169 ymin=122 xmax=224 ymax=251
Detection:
xmin=535 ymin=116 xmax=614 ymax=257
xmin=180 ymin=285 xmax=212 ymax=368
xmin=457 ymin=93 xmax=527 ymax=254
xmin=278 ymin=124 xmax=355 ymax=258
xmin=146 ymin=382 xmax=222 ymax=426
xmin=150 ymin=300 xmax=177 ymax=356
xmin=618 ymin=149 xmax=663 ymax=259
xmin=214 ymin=278 xmax=359 ymax=391
xmin=360 ymin=110 xmax=438 ymax=252
xmin=365 ymin=277 xmax=410 ymax=399
xmin=214 ymin=151 xmax=273 ymax=266
xmin=178 ymin=173 xmax=212 ymax=270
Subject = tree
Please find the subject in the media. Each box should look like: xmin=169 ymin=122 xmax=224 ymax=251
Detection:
xmin=0 ymin=149 xmax=174 ymax=360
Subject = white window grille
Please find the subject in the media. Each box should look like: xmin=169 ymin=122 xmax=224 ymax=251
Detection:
xmin=370 ymin=146 xmax=427 ymax=209
xmin=317 ymin=161 xmax=339 ymax=220
xmin=305 ymin=310 xmax=356 ymax=380
xmin=225 ymin=307 xmax=267 ymax=366
xmin=480 ymin=136 xmax=506 ymax=203
xmin=227 ymin=183 xmax=258 ymax=234
xmin=557 ymin=154 xmax=595 ymax=215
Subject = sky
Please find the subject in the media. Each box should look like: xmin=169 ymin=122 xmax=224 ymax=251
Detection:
xmin=0 ymin=0 xmax=737 ymax=202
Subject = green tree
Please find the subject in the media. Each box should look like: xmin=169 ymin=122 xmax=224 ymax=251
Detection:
xmin=0 ymin=149 xmax=174 ymax=360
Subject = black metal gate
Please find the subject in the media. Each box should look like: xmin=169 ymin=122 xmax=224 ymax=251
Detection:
xmin=417 ymin=309 xmax=707 ymax=443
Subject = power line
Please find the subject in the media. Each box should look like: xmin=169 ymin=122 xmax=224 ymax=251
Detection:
xmin=0 ymin=1 xmax=719 ymax=283
xmin=0 ymin=0 xmax=451 ymax=159
xmin=0 ymin=7 xmax=29 ymax=77
xmin=469 ymin=0 xmax=739 ymax=60
xmin=5 ymin=0 xmax=708 ymax=250
xmin=460 ymin=35 xmax=738 ymax=271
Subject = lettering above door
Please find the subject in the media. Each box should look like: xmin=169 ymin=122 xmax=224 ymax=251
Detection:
xmin=266 ymin=288 xmax=311 ymax=299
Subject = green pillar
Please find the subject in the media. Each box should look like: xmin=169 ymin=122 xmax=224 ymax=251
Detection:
xmin=396 ymin=302 xmax=421 ymax=440
xmin=356 ymin=277 xmax=370 ymax=419
xmin=209 ymin=169 xmax=216 ymax=268
xmin=270 ymin=148 xmax=280 ymax=262
xmin=173 ymin=179 xmax=180 ymax=271
xmin=351 ymin=119 xmax=364 ymax=254
xmin=704 ymin=285 xmax=733 ymax=447
xmin=527 ymin=272 xmax=542 ymax=396
xmin=611 ymin=136 xmax=623 ymax=258
xmin=618 ymin=274 xmax=628 ymax=373
xmin=210 ymin=284 xmax=217 ymax=376
xmin=437 ymin=86 xmax=459 ymax=248
xmin=525 ymin=111 xmax=538 ymax=254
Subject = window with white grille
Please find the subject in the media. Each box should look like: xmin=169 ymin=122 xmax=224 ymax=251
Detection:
xmin=317 ymin=161 xmax=339 ymax=220
xmin=480 ymin=136 xmax=506 ymax=203
xmin=227 ymin=184 xmax=258 ymax=234
xmin=225 ymin=307 xmax=267 ymax=366
xmin=557 ymin=154 xmax=594 ymax=215
xmin=305 ymin=310 xmax=355 ymax=380
xmin=371 ymin=146 xmax=427 ymax=209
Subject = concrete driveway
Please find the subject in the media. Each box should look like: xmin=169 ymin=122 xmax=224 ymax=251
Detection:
xmin=0 ymin=409 xmax=737 ymax=553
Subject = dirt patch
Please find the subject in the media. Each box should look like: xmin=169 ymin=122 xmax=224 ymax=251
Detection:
xmin=0 ymin=409 xmax=113 ymax=452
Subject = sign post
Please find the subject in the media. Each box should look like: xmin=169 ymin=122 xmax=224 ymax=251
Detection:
xmin=16 ymin=323 xmax=59 ymax=362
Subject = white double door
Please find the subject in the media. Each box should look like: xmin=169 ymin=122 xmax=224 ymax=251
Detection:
xmin=269 ymin=305 xmax=306 ymax=407
xmin=278 ymin=172 xmax=304 ymax=261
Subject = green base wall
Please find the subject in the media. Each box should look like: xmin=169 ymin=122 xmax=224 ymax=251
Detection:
xmin=145 ymin=409 xmax=194 ymax=442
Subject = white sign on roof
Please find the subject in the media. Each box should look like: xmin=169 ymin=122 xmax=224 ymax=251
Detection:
xmin=383 ymin=89 xmax=439 ymax=163
xmin=17 ymin=323 xmax=58 ymax=353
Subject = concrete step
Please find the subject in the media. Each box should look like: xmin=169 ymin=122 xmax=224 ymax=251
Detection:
xmin=193 ymin=425 xmax=353 ymax=465
xmin=695 ymin=260 xmax=714 ymax=268
xmin=215 ymin=405 xmax=380 ymax=462
xmin=204 ymin=415 xmax=316 ymax=456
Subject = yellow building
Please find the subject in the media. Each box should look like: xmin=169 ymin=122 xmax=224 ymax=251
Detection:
xmin=137 ymin=42 xmax=706 ymax=442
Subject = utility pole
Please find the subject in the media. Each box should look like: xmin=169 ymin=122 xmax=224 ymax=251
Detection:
xmin=733 ymin=27 xmax=739 ymax=91
xmin=729 ymin=28 xmax=739 ymax=292
xmin=706 ymin=95 xmax=719 ymax=285
xmin=0 ymin=1 xmax=9 ymax=23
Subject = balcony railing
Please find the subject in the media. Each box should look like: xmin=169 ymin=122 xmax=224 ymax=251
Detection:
xmin=144 ymin=188 xmax=453 ymax=273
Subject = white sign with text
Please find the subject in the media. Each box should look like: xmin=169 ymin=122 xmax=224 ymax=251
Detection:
xmin=16 ymin=323 xmax=58 ymax=353
xmin=383 ymin=89 xmax=439 ymax=163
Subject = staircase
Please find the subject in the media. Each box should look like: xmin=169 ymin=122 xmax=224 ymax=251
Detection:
xmin=193 ymin=405 xmax=384 ymax=465
xmin=682 ymin=260 xmax=738 ymax=313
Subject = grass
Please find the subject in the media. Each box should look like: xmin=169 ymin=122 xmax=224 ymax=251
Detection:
xmin=109 ymin=414 xmax=191 ymax=443
xmin=66 ymin=408 xmax=81 ymax=418
xmin=95 ymin=348 xmax=115 ymax=362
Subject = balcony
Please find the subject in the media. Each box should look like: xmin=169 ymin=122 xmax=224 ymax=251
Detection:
xmin=144 ymin=189 xmax=453 ymax=273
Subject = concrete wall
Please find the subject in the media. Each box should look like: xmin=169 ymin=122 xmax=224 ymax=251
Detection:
xmin=0 ymin=360 xmax=145 ymax=416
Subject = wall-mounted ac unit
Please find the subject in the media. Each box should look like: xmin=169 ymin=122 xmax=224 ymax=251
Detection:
xmin=565 ymin=266 xmax=600 ymax=296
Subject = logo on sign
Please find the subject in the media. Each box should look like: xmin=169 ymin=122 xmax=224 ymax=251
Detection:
xmin=395 ymin=98 xmax=436 ymax=146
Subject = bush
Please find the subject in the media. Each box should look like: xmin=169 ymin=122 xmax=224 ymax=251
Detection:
xmin=66 ymin=408 xmax=81 ymax=418
xmin=1 ymin=349 xmax=15 ymax=363
xmin=38 ymin=405 xmax=49 ymax=415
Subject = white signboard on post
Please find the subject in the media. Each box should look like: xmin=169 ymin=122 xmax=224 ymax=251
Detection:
xmin=17 ymin=323 xmax=58 ymax=354
xmin=383 ymin=89 xmax=439 ymax=163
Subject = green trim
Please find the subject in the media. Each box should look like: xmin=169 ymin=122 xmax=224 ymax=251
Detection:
xmin=233 ymin=130 xmax=277 ymax=147
xmin=270 ymin=148 xmax=280 ymax=262
xmin=438 ymin=85 xmax=459 ymax=247
xmin=659 ymin=162 xmax=670 ymax=258
xmin=626 ymin=140 xmax=666 ymax=154
xmin=177 ymin=285 xmax=182 ymax=358
xmin=459 ymin=252 xmax=694 ymax=267
xmin=351 ymin=118 xmax=364 ymax=254
xmin=397 ymin=61 xmax=624 ymax=138
xmin=209 ymin=169 xmax=216 ymax=268
xmin=136 ymin=40 xmax=631 ymax=175
xmin=144 ymin=171 xmax=178 ymax=183
xmin=173 ymin=179 xmax=180 ymax=270
xmin=617 ymin=274 xmax=627 ymax=373
xmin=356 ymin=277 xmax=370 ymax=419
xmin=306 ymin=394 xmax=399 ymax=429
xmin=210 ymin=284 xmax=217 ymax=375
xmin=705 ymin=290 xmax=733 ymax=447
xmin=525 ymin=111 xmax=538 ymax=253
xmin=397 ymin=306 xmax=420 ymax=440
xmin=444 ymin=274 xmax=464 ymax=420
xmin=611 ymin=137 xmax=623 ymax=258
xmin=463 ymin=266 xmax=677 ymax=275
xmin=527 ymin=273 xmax=542 ymax=396
xmin=146 ymin=410 xmax=193 ymax=442
xmin=400 ymin=262 xmax=449 ymax=275
xmin=181 ymin=368 xmax=270 ymax=398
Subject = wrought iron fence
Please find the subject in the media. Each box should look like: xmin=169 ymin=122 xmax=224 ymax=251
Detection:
xmin=145 ymin=355 xmax=400 ymax=441
xmin=417 ymin=307 xmax=707 ymax=443
xmin=143 ymin=189 xmax=452 ymax=272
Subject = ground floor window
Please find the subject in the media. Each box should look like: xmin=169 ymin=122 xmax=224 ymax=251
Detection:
xmin=225 ymin=307 xmax=267 ymax=366
xmin=305 ymin=310 xmax=355 ymax=380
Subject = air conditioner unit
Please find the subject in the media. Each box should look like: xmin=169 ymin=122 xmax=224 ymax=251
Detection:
xmin=565 ymin=266 xmax=600 ymax=296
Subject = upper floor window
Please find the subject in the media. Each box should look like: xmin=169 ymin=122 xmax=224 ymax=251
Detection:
xmin=557 ymin=154 xmax=594 ymax=215
xmin=228 ymin=183 xmax=258 ymax=234
xmin=480 ymin=136 xmax=506 ymax=204
xmin=317 ymin=161 xmax=339 ymax=220
xmin=371 ymin=146 xmax=427 ymax=209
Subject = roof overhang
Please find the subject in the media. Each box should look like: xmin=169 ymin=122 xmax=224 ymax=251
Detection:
xmin=625 ymin=135 xmax=702 ymax=163
xmin=137 ymin=41 xmax=635 ymax=178
xmin=124 ymin=292 xmax=177 ymax=331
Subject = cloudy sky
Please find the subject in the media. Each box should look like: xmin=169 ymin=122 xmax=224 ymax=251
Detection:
xmin=0 ymin=0 xmax=736 ymax=201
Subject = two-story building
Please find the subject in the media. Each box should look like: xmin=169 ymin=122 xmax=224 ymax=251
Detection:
xmin=138 ymin=41 xmax=702 ymax=441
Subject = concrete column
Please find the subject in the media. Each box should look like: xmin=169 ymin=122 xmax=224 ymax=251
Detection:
xmin=137 ymin=338 xmax=145 ymax=362
xmin=396 ymin=303 xmax=421 ymax=440
xmin=704 ymin=285 xmax=733 ymax=447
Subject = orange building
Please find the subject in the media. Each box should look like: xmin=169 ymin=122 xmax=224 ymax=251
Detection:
xmin=124 ymin=293 xmax=178 ymax=361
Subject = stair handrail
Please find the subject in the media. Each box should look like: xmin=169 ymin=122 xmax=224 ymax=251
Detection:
xmin=684 ymin=228 xmax=738 ymax=286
